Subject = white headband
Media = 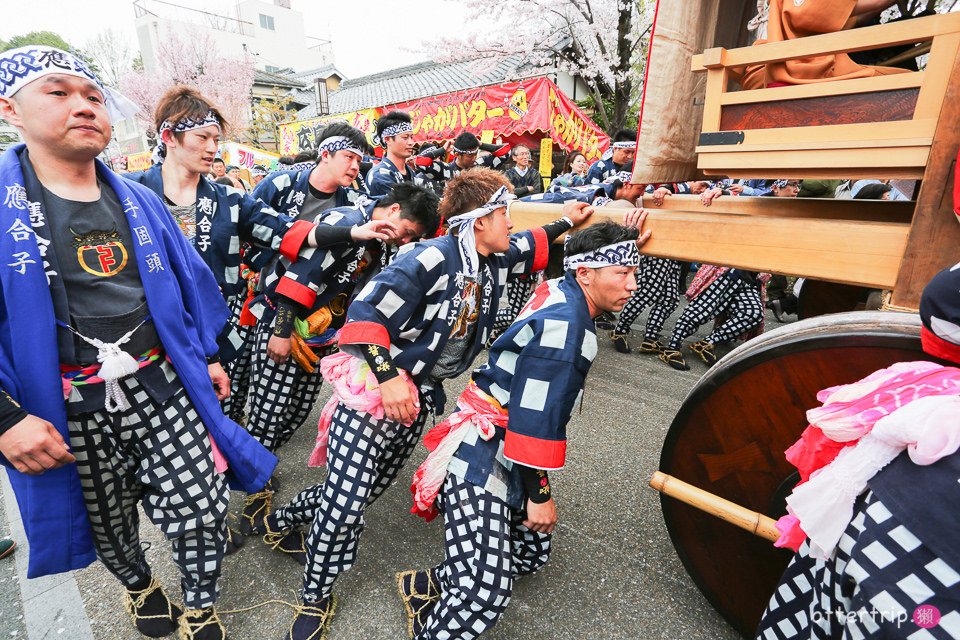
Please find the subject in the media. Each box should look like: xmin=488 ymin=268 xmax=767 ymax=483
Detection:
xmin=317 ymin=135 xmax=364 ymax=159
xmin=447 ymin=185 xmax=516 ymax=279
xmin=380 ymin=122 xmax=413 ymax=143
xmin=153 ymin=110 xmax=221 ymax=164
xmin=0 ymin=45 xmax=139 ymax=124
xmin=612 ymin=141 xmax=635 ymax=149
xmin=563 ymin=239 xmax=640 ymax=271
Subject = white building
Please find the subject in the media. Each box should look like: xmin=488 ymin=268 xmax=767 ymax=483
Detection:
xmin=134 ymin=0 xmax=333 ymax=74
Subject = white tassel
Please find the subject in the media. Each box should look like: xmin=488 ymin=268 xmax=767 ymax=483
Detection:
xmin=67 ymin=320 xmax=147 ymax=414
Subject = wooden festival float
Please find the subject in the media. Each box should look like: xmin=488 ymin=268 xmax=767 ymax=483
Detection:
xmin=508 ymin=4 xmax=960 ymax=637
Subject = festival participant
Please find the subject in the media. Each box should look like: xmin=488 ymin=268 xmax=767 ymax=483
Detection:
xmin=416 ymin=132 xmax=511 ymax=193
xmin=242 ymin=183 xmax=439 ymax=506
xmin=126 ymin=88 xmax=388 ymax=430
xmin=210 ymin=157 xmax=226 ymax=179
xmin=263 ymin=168 xmax=592 ymax=639
xmin=504 ymin=145 xmax=542 ymax=197
xmin=367 ymin=111 xmax=421 ymax=196
xmin=250 ymin=164 xmax=268 ymax=187
xmin=585 ymin=129 xmax=635 ymax=184
xmin=491 ymin=170 xmax=647 ymax=339
xmin=656 ymin=179 xmax=798 ymax=369
xmin=0 ymin=46 xmax=275 ymax=640
xmin=756 ymin=264 xmax=960 ymax=639
xmin=400 ymin=218 xmax=651 ymax=639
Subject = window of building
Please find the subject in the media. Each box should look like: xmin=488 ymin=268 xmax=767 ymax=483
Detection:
xmin=259 ymin=14 xmax=275 ymax=30
xmin=265 ymin=65 xmax=280 ymax=73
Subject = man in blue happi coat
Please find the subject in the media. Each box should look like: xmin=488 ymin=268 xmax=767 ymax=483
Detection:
xmin=0 ymin=46 xmax=275 ymax=640
xmin=400 ymin=217 xmax=650 ymax=639
xmin=415 ymin=132 xmax=511 ymax=194
xmin=585 ymin=128 xmax=636 ymax=184
xmin=367 ymin=110 xmax=424 ymax=197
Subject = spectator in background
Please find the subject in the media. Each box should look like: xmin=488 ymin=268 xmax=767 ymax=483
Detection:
xmin=227 ymin=165 xmax=249 ymax=191
xmin=854 ymin=182 xmax=894 ymax=200
xmin=504 ymin=145 xmax=542 ymax=197
xmin=250 ymin=164 xmax=269 ymax=187
xmin=586 ymin=129 xmax=635 ymax=184
xmin=211 ymin=157 xmax=226 ymax=179
xmin=548 ymin=151 xmax=589 ymax=190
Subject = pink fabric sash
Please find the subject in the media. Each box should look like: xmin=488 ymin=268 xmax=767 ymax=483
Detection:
xmin=774 ymin=361 xmax=960 ymax=556
xmin=307 ymin=351 xmax=420 ymax=467
xmin=409 ymin=383 xmax=508 ymax=522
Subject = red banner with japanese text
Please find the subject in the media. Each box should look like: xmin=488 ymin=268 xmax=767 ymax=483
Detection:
xmin=387 ymin=77 xmax=609 ymax=162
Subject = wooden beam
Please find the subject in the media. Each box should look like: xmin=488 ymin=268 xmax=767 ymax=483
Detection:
xmin=691 ymin=12 xmax=960 ymax=71
xmin=719 ymin=72 xmax=923 ymax=106
xmin=507 ymin=202 xmax=910 ymax=289
xmin=697 ymin=146 xmax=930 ymax=173
xmin=891 ymin=41 xmax=960 ymax=309
xmin=641 ymin=194 xmax=914 ymax=224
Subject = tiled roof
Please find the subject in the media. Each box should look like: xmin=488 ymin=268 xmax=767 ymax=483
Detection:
xmin=288 ymin=65 xmax=346 ymax=84
xmin=253 ymin=69 xmax=308 ymax=90
xmin=297 ymin=54 xmax=538 ymax=118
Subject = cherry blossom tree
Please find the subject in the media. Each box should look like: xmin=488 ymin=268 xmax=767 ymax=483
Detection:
xmin=432 ymin=0 xmax=654 ymax=134
xmin=119 ymin=28 xmax=255 ymax=140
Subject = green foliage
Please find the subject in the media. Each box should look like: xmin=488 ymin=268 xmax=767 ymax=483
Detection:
xmin=1 ymin=30 xmax=75 ymax=53
xmin=576 ymin=94 xmax=639 ymax=135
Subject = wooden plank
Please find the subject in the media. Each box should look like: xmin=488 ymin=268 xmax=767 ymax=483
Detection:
xmin=719 ymin=73 xmax=923 ymax=106
xmin=704 ymin=167 xmax=926 ymax=180
xmin=701 ymin=67 xmax=728 ymax=132
xmin=692 ymin=12 xmax=960 ymax=70
xmin=719 ymin=89 xmax=918 ymax=131
xmin=697 ymin=146 xmax=930 ymax=171
xmin=641 ymin=194 xmax=914 ymax=224
xmin=914 ymin=32 xmax=960 ymax=120
xmin=891 ymin=40 xmax=960 ymax=308
xmin=507 ymin=203 xmax=910 ymax=289
xmin=698 ymin=119 xmax=937 ymax=147
xmin=698 ymin=136 xmax=932 ymax=153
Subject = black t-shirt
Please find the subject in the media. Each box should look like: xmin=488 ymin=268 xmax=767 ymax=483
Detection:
xmin=43 ymin=180 xmax=160 ymax=364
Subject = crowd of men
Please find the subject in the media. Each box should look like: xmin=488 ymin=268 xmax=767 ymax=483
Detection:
xmin=0 ymin=34 xmax=956 ymax=640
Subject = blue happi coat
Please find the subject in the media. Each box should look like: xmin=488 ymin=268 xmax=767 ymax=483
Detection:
xmin=125 ymin=164 xmax=316 ymax=300
xmin=450 ymin=273 xmax=597 ymax=506
xmin=252 ymin=200 xmax=385 ymax=322
xmin=585 ymin=157 xmax=621 ymax=184
xmin=339 ymin=228 xmax=550 ymax=400
xmin=523 ymin=183 xmax=617 ymax=206
xmin=0 ymin=145 xmax=276 ymax=578
xmin=366 ymin=156 xmax=423 ymax=197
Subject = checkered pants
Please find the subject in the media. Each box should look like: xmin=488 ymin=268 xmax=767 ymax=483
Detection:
xmin=667 ymin=276 xmax=763 ymax=350
xmin=67 ymin=363 xmax=229 ymax=609
xmin=614 ymin=257 xmax=682 ymax=341
xmin=246 ymin=318 xmax=327 ymax=452
xmin=491 ymin=274 xmax=541 ymax=341
xmin=220 ymin=294 xmax=254 ymax=423
xmin=273 ymin=397 xmax=432 ymax=601
xmin=418 ymin=474 xmax=552 ymax=639
xmin=757 ymin=490 xmax=960 ymax=639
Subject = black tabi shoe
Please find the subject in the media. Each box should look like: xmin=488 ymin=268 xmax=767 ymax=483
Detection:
xmin=223 ymin=525 xmax=245 ymax=556
xmin=610 ymin=331 xmax=632 ymax=354
xmin=659 ymin=348 xmax=690 ymax=371
xmin=283 ymin=596 xmax=337 ymax=640
xmin=688 ymin=339 xmax=718 ymax=366
xmin=261 ymin=514 xmax=308 ymax=565
xmin=396 ymin=569 xmax=441 ymax=639
xmin=238 ymin=480 xmax=274 ymax=536
xmin=594 ymin=311 xmax=616 ymax=330
xmin=177 ymin=607 xmax=227 ymax=640
xmin=638 ymin=338 xmax=666 ymax=355
xmin=123 ymin=577 xmax=184 ymax=638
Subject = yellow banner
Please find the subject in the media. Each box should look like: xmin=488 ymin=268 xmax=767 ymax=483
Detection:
xmin=538 ymin=137 xmax=553 ymax=188
xmin=126 ymin=151 xmax=153 ymax=173
xmin=277 ymin=108 xmax=381 ymax=156
xmin=222 ymin=142 xmax=280 ymax=171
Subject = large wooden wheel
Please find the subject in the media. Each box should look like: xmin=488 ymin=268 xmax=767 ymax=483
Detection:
xmin=658 ymin=311 xmax=935 ymax=638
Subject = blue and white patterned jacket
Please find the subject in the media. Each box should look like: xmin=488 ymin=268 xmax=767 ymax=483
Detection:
xmin=523 ymin=183 xmax=617 ymax=206
xmin=125 ymin=164 xmax=314 ymax=300
xmin=449 ymin=273 xmax=597 ymax=507
xmin=585 ymin=157 xmax=622 ymax=184
xmin=339 ymin=228 xmax=550 ymax=390
xmin=251 ymin=200 xmax=385 ymax=323
xmin=366 ymin=156 xmax=424 ymax=197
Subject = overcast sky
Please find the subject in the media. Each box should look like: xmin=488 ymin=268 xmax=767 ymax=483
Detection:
xmin=1 ymin=0 xmax=483 ymax=79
